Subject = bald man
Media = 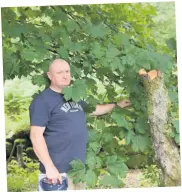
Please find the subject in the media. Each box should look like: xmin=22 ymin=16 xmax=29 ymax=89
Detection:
xmin=29 ymin=59 xmax=131 ymax=191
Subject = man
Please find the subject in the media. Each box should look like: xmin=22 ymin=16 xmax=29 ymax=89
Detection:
xmin=29 ymin=59 xmax=131 ymax=191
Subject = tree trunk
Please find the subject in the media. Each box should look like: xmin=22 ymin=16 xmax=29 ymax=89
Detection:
xmin=139 ymin=69 xmax=181 ymax=186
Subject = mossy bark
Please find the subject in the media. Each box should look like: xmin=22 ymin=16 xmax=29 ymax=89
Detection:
xmin=141 ymin=71 xmax=181 ymax=186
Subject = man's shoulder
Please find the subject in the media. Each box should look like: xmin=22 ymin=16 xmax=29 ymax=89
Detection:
xmin=35 ymin=88 xmax=50 ymax=99
xmin=30 ymin=88 xmax=51 ymax=106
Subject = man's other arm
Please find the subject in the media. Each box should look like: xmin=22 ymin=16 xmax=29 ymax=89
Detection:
xmin=90 ymin=99 xmax=131 ymax=116
xmin=30 ymin=126 xmax=62 ymax=184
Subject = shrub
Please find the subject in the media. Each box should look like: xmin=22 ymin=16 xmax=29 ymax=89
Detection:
xmin=7 ymin=154 xmax=39 ymax=192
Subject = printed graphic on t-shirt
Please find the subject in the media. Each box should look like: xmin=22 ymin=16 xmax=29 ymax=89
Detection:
xmin=61 ymin=102 xmax=83 ymax=113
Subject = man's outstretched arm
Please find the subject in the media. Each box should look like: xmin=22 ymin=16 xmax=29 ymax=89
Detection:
xmin=90 ymin=99 xmax=131 ymax=116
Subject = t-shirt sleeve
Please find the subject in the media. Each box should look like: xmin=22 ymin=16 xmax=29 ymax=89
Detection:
xmin=29 ymin=96 xmax=50 ymax=127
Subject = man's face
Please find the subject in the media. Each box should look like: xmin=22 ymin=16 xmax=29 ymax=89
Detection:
xmin=47 ymin=61 xmax=71 ymax=89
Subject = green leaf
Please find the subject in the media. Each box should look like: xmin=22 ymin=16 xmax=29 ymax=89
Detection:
xmin=165 ymin=38 xmax=176 ymax=51
xmin=119 ymin=129 xmax=127 ymax=139
xmin=54 ymin=10 xmax=68 ymax=21
xmin=72 ymin=80 xmax=87 ymax=101
xmin=70 ymin=64 xmax=82 ymax=76
xmin=120 ymin=33 xmax=130 ymax=46
xmin=3 ymin=53 xmax=20 ymax=78
xmin=66 ymin=20 xmax=78 ymax=33
xmin=168 ymin=90 xmax=178 ymax=103
xmin=99 ymin=175 xmax=121 ymax=187
xmin=68 ymin=159 xmax=86 ymax=184
xmin=96 ymin=119 xmax=105 ymax=131
xmin=7 ymin=23 xmax=26 ymax=38
xmin=62 ymin=86 xmax=72 ymax=101
xmin=82 ymin=61 xmax=90 ymax=68
xmin=92 ymin=42 xmax=105 ymax=59
xmin=113 ymin=33 xmax=123 ymax=47
xmin=111 ymin=111 xmax=130 ymax=129
xmin=125 ymin=130 xmax=135 ymax=145
xmin=105 ymin=155 xmax=117 ymax=165
xmin=172 ymin=120 xmax=179 ymax=133
xmin=89 ymin=142 xmax=101 ymax=153
xmin=87 ymin=129 xmax=101 ymax=142
xmin=32 ymin=75 xmax=49 ymax=87
xmin=41 ymin=60 xmax=51 ymax=72
xmin=86 ymin=156 xmax=97 ymax=169
xmin=62 ymin=80 xmax=87 ymax=102
xmin=86 ymin=78 xmax=96 ymax=89
xmin=111 ymin=57 xmax=124 ymax=73
xmin=106 ymin=47 xmax=120 ymax=58
xmin=57 ymin=46 xmax=69 ymax=59
xmin=102 ymin=133 xmax=113 ymax=143
xmin=89 ymin=23 xmax=110 ymax=38
xmin=132 ymin=135 xmax=150 ymax=152
xmin=72 ymin=86 xmax=82 ymax=101
xmin=107 ymin=161 xmax=128 ymax=178
xmin=69 ymin=159 xmax=85 ymax=171
xmin=85 ymin=170 xmax=97 ymax=188
xmin=175 ymin=134 xmax=180 ymax=144
xmin=95 ymin=156 xmax=103 ymax=168
xmin=111 ymin=57 xmax=120 ymax=71
xmin=21 ymin=48 xmax=38 ymax=61
xmin=135 ymin=117 xmax=148 ymax=134
xmin=118 ymin=63 xmax=125 ymax=73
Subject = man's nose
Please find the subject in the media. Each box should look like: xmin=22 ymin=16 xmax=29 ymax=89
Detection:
xmin=62 ymin=72 xmax=67 ymax=78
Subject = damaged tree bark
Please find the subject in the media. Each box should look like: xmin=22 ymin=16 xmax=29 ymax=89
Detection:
xmin=139 ymin=69 xmax=181 ymax=186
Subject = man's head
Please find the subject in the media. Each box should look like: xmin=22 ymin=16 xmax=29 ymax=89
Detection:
xmin=47 ymin=59 xmax=71 ymax=91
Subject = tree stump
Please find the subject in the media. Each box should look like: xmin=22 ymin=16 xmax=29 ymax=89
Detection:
xmin=139 ymin=69 xmax=181 ymax=186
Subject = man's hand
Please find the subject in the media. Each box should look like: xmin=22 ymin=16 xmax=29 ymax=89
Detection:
xmin=90 ymin=99 xmax=131 ymax=116
xmin=117 ymin=99 xmax=131 ymax=108
xmin=45 ymin=165 xmax=62 ymax=184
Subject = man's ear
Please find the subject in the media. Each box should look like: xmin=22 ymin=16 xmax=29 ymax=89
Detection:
xmin=47 ymin=72 xmax=52 ymax=80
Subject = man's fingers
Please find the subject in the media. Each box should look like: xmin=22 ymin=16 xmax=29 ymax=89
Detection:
xmin=124 ymin=101 xmax=132 ymax=107
xmin=45 ymin=178 xmax=52 ymax=184
xmin=123 ymin=99 xmax=130 ymax=103
xmin=51 ymin=178 xmax=58 ymax=184
xmin=126 ymin=100 xmax=131 ymax=104
xmin=58 ymin=176 xmax=63 ymax=184
xmin=47 ymin=178 xmax=62 ymax=184
xmin=47 ymin=177 xmax=57 ymax=184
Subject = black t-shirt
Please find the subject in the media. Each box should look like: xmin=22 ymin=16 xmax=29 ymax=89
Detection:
xmin=29 ymin=88 xmax=88 ymax=173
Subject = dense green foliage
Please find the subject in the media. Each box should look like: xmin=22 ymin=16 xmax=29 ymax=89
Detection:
xmin=2 ymin=2 xmax=178 ymax=189
xmin=7 ymin=155 xmax=39 ymax=192
xmin=4 ymin=76 xmax=41 ymax=120
xmin=4 ymin=76 xmax=44 ymax=138
xmin=139 ymin=164 xmax=162 ymax=187
xmin=150 ymin=2 xmax=176 ymax=46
